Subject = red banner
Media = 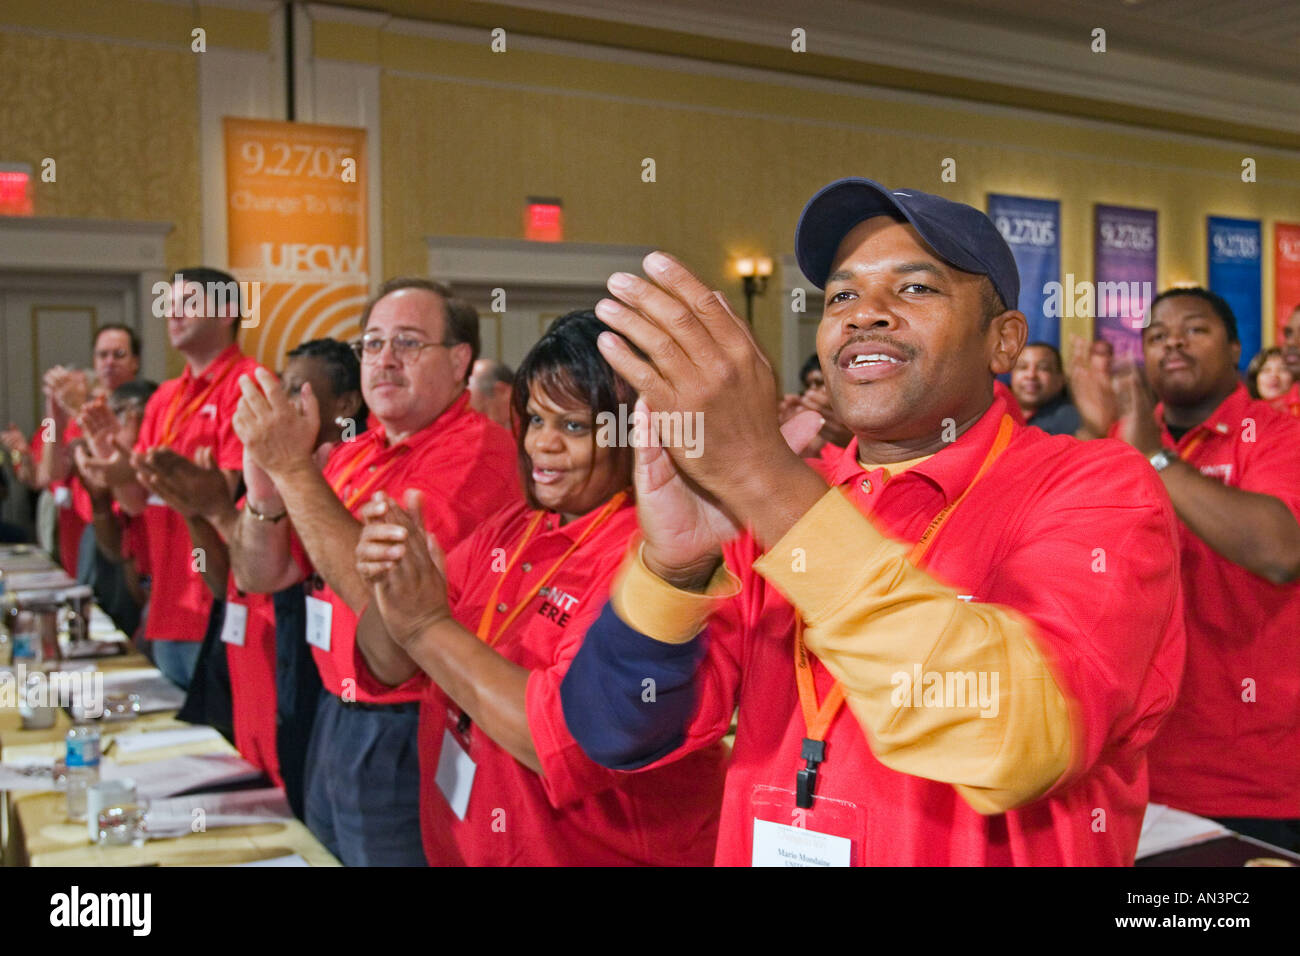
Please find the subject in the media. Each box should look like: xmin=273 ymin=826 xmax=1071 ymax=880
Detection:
xmin=1276 ymin=223 xmax=1300 ymax=344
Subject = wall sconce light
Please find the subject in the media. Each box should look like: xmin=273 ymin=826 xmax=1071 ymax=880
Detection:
xmin=736 ymin=255 xmax=773 ymax=324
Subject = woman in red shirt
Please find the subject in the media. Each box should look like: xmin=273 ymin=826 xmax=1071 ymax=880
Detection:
xmin=354 ymin=310 xmax=726 ymax=866
xmin=1246 ymin=347 xmax=1300 ymax=416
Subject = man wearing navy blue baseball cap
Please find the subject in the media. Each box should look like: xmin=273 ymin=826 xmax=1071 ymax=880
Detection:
xmin=558 ymin=177 xmax=1186 ymax=865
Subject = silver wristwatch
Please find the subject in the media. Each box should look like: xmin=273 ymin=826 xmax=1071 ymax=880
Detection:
xmin=1148 ymin=448 xmax=1179 ymax=472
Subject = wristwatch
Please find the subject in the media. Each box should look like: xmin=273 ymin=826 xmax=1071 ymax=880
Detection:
xmin=1148 ymin=448 xmax=1179 ymax=472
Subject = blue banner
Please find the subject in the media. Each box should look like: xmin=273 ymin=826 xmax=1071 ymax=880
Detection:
xmin=1207 ymin=216 xmax=1261 ymax=370
xmin=988 ymin=194 xmax=1061 ymax=346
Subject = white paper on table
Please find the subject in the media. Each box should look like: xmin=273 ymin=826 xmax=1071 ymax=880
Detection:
xmin=1136 ymin=803 xmax=1232 ymax=859
xmin=0 ymin=755 xmax=57 ymax=792
xmin=102 ymin=753 xmax=264 ymax=800
xmin=111 ymin=726 xmax=223 ymax=756
xmin=145 ymin=787 xmax=294 ymax=838
xmin=2 ymin=569 xmax=74 ymax=590
xmin=72 ymin=668 xmax=186 ymax=714
xmin=230 ymin=854 xmax=310 ymax=868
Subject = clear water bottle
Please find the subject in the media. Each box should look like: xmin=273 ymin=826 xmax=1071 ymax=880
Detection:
xmin=10 ymin=611 xmax=41 ymax=666
xmin=65 ymin=725 xmax=103 ymax=822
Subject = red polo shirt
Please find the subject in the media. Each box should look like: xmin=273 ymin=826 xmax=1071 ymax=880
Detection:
xmin=650 ymin=394 xmax=1185 ymax=865
xmin=1145 ymin=384 xmax=1300 ymax=818
xmin=133 ymin=345 xmax=261 ymax=642
xmin=31 ymin=422 xmax=92 ymax=576
xmin=398 ymin=498 xmax=724 ymax=866
xmin=994 ymin=379 xmax=1027 ymax=425
xmin=305 ymin=392 xmax=519 ymax=703
xmin=223 ymin=574 xmax=282 ymax=787
xmin=1270 ymin=382 xmax=1300 ymax=418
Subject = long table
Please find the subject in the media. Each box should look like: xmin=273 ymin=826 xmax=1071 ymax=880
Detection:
xmin=2 ymin=632 xmax=338 ymax=866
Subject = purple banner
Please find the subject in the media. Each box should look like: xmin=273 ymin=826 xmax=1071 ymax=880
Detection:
xmin=1094 ymin=204 xmax=1158 ymax=365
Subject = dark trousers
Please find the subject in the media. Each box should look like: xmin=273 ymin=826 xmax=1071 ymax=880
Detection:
xmin=304 ymin=690 xmax=426 ymax=866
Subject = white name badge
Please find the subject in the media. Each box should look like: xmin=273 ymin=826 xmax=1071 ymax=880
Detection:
xmin=305 ymin=595 xmax=333 ymax=652
xmin=435 ymin=728 xmax=477 ymax=821
xmin=53 ymin=486 xmax=72 ymax=508
xmin=752 ymin=819 xmax=852 ymax=867
xmin=220 ymin=601 xmax=248 ymax=646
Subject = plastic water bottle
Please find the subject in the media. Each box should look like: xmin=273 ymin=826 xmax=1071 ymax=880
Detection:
xmin=65 ymin=725 xmax=103 ymax=822
xmin=10 ymin=611 xmax=41 ymax=666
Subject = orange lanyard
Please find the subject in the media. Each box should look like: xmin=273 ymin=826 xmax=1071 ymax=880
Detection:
xmin=474 ymin=491 xmax=628 ymax=648
xmin=792 ymin=414 xmax=1014 ymax=808
xmin=333 ymin=442 xmax=411 ymax=513
xmin=1179 ymin=431 xmax=1207 ymax=461
xmin=159 ymin=357 xmax=237 ymax=447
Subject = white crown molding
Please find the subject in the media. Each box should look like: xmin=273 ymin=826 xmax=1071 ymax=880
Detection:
xmin=379 ymin=13 xmax=1300 ymax=164
xmin=0 ymin=217 xmax=172 ymax=273
xmin=303 ymin=2 xmax=391 ymax=28
xmin=381 ymin=0 xmax=1300 ymax=142
xmin=425 ymin=236 xmax=654 ymax=288
xmin=147 ymin=0 xmax=280 ymax=10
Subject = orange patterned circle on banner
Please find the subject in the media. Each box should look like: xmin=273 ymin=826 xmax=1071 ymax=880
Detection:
xmin=224 ymin=117 xmax=369 ymax=370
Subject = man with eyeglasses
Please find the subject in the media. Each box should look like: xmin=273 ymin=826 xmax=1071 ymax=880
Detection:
xmin=227 ymin=277 xmax=519 ymax=866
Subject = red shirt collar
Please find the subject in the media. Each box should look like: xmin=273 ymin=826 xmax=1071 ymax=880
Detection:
xmin=535 ymin=491 xmax=636 ymax=543
xmin=826 ymin=390 xmax=1019 ymax=503
xmin=1153 ymin=383 xmax=1251 ymax=448
xmin=182 ymin=343 xmax=243 ymax=385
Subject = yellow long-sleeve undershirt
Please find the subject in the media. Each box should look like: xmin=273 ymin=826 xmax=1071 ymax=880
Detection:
xmin=611 ymin=484 xmax=1075 ymax=815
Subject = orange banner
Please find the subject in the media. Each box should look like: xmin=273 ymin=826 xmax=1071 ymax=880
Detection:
xmin=224 ymin=117 xmax=368 ymax=371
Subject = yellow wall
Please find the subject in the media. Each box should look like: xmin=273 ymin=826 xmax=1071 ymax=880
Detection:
xmin=4 ymin=0 xmax=1300 ymax=380
xmin=0 ymin=0 xmax=275 ymax=376
xmin=355 ymin=23 xmax=1300 ymax=359
xmin=0 ymin=28 xmax=200 ymax=271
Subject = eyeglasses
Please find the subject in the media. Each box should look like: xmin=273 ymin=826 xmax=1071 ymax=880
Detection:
xmin=350 ymin=334 xmax=455 ymax=364
xmin=95 ymin=349 xmax=132 ymax=361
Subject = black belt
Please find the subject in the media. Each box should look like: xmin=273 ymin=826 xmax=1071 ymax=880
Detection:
xmin=333 ymin=696 xmax=420 ymax=715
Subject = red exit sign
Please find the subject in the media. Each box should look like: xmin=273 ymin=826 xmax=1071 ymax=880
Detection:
xmin=525 ymin=197 xmax=563 ymax=242
xmin=0 ymin=165 xmax=33 ymax=216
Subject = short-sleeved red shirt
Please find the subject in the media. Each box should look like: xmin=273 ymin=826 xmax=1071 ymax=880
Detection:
xmin=649 ymin=394 xmax=1185 ymax=865
xmin=1145 ymin=384 xmax=1300 ymax=818
xmin=223 ymin=573 xmax=282 ymax=787
xmin=307 ymin=392 xmax=519 ymax=703
xmin=395 ymin=498 xmax=725 ymax=866
xmin=133 ymin=345 xmax=261 ymax=641
xmin=1270 ymin=382 xmax=1300 ymax=418
xmin=31 ymin=421 xmax=92 ymax=576
xmin=994 ymin=379 xmax=1027 ymax=425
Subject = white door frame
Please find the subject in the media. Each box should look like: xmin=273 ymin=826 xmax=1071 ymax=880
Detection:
xmin=0 ymin=216 xmax=174 ymax=384
xmin=425 ymin=236 xmax=655 ymax=362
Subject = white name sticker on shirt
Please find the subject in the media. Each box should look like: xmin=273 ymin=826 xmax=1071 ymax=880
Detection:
xmin=220 ymin=601 xmax=248 ymax=647
xmin=53 ymin=486 xmax=72 ymax=509
xmin=435 ymin=728 xmax=476 ymax=820
xmin=752 ymin=819 xmax=852 ymax=867
xmin=304 ymin=595 xmax=332 ymax=653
